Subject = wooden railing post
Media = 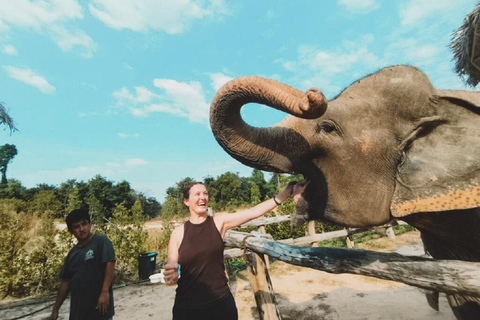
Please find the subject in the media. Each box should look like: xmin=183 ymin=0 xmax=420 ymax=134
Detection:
xmin=245 ymin=249 xmax=282 ymax=320
xmin=308 ymin=221 xmax=318 ymax=247
xmin=346 ymin=228 xmax=355 ymax=248
xmin=258 ymin=225 xmax=270 ymax=268
xmin=385 ymin=226 xmax=396 ymax=240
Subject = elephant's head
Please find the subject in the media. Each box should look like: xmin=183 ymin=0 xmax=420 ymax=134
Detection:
xmin=210 ymin=65 xmax=480 ymax=228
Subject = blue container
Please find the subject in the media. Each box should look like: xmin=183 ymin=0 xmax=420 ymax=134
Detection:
xmin=138 ymin=252 xmax=157 ymax=281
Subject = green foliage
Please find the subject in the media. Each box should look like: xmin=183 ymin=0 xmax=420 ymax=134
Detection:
xmin=0 ymin=211 xmax=72 ymax=298
xmin=160 ymin=177 xmax=194 ymax=220
xmin=137 ymin=193 xmax=162 ymax=219
xmin=15 ymin=216 xmax=69 ymax=296
xmin=0 ymin=209 xmax=28 ymax=297
xmin=265 ymin=198 xmax=308 ymax=240
xmin=0 ymin=179 xmax=28 ymax=200
xmin=393 ymin=223 xmax=415 ymax=234
xmin=28 ymin=190 xmax=62 ymax=218
xmin=203 ymin=172 xmax=250 ymax=211
xmin=145 ymin=222 xmax=174 ymax=263
xmin=250 ymin=182 xmax=261 ymax=205
xmin=161 ymin=194 xmax=189 ymax=221
xmin=0 ymin=197 xmax=27 ymax=213
xmin=104 ymin=202 xmax=148 ymax=282
xmin=65 ymin=188 xmax=83 ymax=213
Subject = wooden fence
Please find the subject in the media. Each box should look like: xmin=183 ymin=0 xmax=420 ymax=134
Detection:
xmin=224 ymin=215 xmax=401 ymax=259
xmin=223 ymin=215 xmax=480 ymax=320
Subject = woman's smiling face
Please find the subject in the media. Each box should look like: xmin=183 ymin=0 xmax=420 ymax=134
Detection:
xmin=184 ymin=183 xmax=209 ymax=214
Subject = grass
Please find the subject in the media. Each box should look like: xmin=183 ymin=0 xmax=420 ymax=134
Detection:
xmin=316 ymin=223 xmax=415 ymax=248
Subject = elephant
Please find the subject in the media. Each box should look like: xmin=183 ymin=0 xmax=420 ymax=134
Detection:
xmin=209 ymin=65 xmax=480 ymax=319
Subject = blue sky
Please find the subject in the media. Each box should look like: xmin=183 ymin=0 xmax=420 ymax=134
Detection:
xmin=0 ymin=0 xmax=476 ymax=202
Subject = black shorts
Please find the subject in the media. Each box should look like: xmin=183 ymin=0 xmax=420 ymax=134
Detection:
xmin=172 ymin=293 xmax=238 ymax=320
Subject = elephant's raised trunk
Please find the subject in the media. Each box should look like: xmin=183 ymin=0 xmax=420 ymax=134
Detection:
xmin=210 ymin=76 xmax=327 ymax=172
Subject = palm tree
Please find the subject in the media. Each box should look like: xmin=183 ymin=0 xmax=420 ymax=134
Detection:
xmin=0 ymin=102 xmax=16 ymax=132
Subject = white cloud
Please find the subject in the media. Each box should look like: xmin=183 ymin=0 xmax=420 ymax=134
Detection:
xmin=123 ymin=63 xmax=134 ymax=71
xmin=2 ymin=44 xmax=18 ymax=56
xmin=338 ymin=0 xmax=380 ymax=13
xmin=298 ymin=36 xmax=380 ymax=76
xmin=386 ymin=38 xmax=441 ymax=67
xmin=153 ymin=79 xmax=210 ymax=123
xmin=118 ymin=133 xmax=140 ymax=138
xmin=399 ymin=0 xmax=469 ymax=26
xmin=0 ymin=0 xmax=83 ymax=29
xmin=88 ymin=0 xmax=228 ymax=34
xmin=209 ymin=72 xmax=233 ymax=91
xmin=3 ymin=65 xmax=56 ymax=94
xmin=113 ymin=86 xmax=158 ymax=105
xmin=0 ymin=0 xmax=96 ymax=58
xmin=283 ymin=35 xmax=383 ymax=96
xmin=50 ymin=26 xmax=97 ymax=58
xmin=115 ymin=78 xmax=210 ymax=123
xmin=125 ymin=158 xmax=147 ymax=166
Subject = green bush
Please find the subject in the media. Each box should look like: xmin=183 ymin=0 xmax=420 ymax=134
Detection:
xmin=0 ymin=211 xmax=72 ymax=298
xmin=103 ymin=201 xmax=148 ymax=282
xmin=145 ymin=222 xmax=174 ymax=264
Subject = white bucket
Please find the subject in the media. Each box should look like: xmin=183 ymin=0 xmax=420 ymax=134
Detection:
xmin=149 ymin=269 xmax=165 ymax=284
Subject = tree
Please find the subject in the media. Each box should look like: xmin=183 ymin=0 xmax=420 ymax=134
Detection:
xmin=137 ymin=193 xmax=162 ymax=219
xmin=65 ymin=188 xmax=83 ymax=214
xmin=0 ymin=179 xmax=28 ymax=200
xmin=0 ymin=144 xmax=17 ymax=185
xmin=29 ymin=190 xmax=62 ymax=218
xmin=211 ymin=172 xmax=243 ymax=210
xmin=250 ymin=182 xmax=261 ymax=205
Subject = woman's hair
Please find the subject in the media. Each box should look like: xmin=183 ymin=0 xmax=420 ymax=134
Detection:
xmin=183 ymin=181 xmax=205 ymax=200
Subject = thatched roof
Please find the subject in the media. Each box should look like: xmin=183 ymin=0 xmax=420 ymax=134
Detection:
xmin=451 ymin=2 xmax=480 ymax=87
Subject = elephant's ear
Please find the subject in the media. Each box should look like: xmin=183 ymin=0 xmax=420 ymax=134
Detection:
xmin=391 ymin=91 xmax=480 ymax=217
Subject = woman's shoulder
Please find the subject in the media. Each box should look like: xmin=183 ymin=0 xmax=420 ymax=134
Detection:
xmin=171 ymin=224 xmax=185 ymax=241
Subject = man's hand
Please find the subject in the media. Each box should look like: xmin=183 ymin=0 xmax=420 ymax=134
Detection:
xmin=97 ymin=291 xmax=110 ymax=315
xmin=164 ymin=263 xmax=179 ymax=286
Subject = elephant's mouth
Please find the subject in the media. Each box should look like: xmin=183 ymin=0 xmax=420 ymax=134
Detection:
xmin=291 ymin=174 xmax=328 ymax=228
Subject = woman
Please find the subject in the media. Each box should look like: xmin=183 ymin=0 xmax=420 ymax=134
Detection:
xmin=164 ymin=181 xmax=296 ymax=320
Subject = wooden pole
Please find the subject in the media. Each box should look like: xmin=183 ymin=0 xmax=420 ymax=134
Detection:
xmin=258 ymin=225 xmax=270 ymax=268
xmin=346 ymin=228 xmax=355 ymax=248
xmin=308 ymin=221 xmax=318 ymax=247
xmin=245 ymin=250 xmax=282 ymax=320
xmin=385 ymin=226 xmax=396 ymax=240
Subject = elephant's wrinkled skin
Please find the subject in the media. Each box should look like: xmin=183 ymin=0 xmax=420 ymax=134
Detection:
xmin=210 ymin=65 xmax=480 ymax=319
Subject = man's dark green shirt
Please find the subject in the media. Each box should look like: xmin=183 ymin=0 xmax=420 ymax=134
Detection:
xmin=60 ymin=233 xmax=116 ymax=320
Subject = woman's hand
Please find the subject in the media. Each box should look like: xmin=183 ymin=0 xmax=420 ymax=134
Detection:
xmin=164 ymin=263 xmax=179 ymax=285
xmin=275 ymin=181 xmax=297 ymax=203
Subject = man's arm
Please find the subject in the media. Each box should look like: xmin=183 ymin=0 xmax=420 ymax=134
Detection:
xmin=50 ymin=279 xmax=70 ymax=320
xmin=97 ymin=261 xmax=115 ymax=315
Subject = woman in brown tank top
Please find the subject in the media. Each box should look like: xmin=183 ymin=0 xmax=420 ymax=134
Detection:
xmin=164 ymin=181 xmax=296 ymax=320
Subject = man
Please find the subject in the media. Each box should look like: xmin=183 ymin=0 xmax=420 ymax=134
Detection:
xmin=51 ymin=208 xmax=116 ymax=320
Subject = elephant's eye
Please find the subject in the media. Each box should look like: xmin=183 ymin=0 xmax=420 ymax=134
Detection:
xmin=317 ymin=121 xmax=337 ymax=133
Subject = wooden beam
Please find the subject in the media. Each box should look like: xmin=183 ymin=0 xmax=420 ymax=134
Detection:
xmin=225 ymin=231 xmax=480 ymax=298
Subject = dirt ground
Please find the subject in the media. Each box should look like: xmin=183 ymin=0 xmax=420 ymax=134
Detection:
xmin=0 ymin=230 xmax=457 ymax=320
